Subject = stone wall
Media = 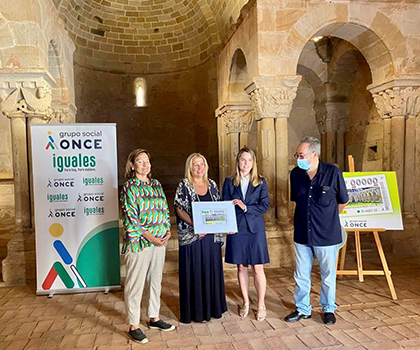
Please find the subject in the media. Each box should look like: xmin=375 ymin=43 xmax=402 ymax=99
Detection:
xmin=0 ymin=0 xmax=76 ymax=229
xmin=216 ymin=0 xmax=420 ymax=264
xmin=74 ymin=59 xmax=219 ymax=204
xmin=217 ymin=5 xmax=258 ymax=106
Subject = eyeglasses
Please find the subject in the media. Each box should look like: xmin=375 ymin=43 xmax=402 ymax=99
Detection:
xmin=294 ymin=151 xmax=314 ymax=160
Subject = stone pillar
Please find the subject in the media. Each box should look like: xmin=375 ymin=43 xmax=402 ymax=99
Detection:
xmin=416 ymin=114 xmax=420 ymax=220
xmin=315 ymin=105 xmax=327 ymax=163
xmin=256 ymin=118 xmax=276 ymax=221
xmin=336 ymin=131 xmax=346 ymax=170
xmin=405 ymin=113 xmax=416 ymax=217
xmin=215 ymin=109 xmax=229 ymax=186
xmin=321 ymin=102 xmax=349 ymax=168
xmin=216 ymin=103 xmax=254 ymax=184
xmin=370 ymin=81 xmax=420 ymax=209
xmin=246 ymin=75 xmax=302 ymax=228
xmin=369 ymin=80 xmax=420 ymax=256
xmin=405 ymin=91 xmax=420 ymax=218
xmin=8 ymin=117 xmax=31 ymax=231
xmin=0 ymin=72 xmax=56 ymax=283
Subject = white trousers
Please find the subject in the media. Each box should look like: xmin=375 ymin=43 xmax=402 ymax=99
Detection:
xmin=124 ymin=245 xmax=166 ymax=325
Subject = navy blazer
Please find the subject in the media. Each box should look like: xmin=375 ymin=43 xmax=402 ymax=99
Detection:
xmin=222 ymin=177 xmax=270 ymax=234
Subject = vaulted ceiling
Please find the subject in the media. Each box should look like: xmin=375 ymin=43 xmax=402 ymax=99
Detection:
xmin=54 ymin=0 xmax=249 ymax=73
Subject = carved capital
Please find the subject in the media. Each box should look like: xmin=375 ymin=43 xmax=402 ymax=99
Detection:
xmin=216 ymin=102 xmax=254 ymax=135
xmin=245 ymin=75 xmax=302 ymax=120
xmin=52 ymin=101 xmax=77 ymax=123
xmin=0 ymin=72 xmax=56 ymax=120
xmin=369 ymin=78 xmax=420 ymax=119
xmin=315 ymin=105 xmax=327 ymax=134
xmin=315 ymin=102 xmax=349 ymax=133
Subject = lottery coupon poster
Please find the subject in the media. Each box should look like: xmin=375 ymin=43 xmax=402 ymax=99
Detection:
xmin=340 ymin=172 xmax=403 ymax=230
xmin=192 ymin=201 xmax=238 ymax=234
xmin=31 ymin=124 xmax=121 ymax=295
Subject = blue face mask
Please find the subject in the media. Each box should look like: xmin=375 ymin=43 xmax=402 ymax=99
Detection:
xmin=297 ymin=158 xmax=312 ymax=170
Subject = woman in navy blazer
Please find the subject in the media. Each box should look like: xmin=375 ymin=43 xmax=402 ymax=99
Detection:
xmin=222 ymin=148 xmax=270 ymax=321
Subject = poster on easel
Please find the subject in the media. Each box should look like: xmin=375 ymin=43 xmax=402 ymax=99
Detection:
xmin=31 ymin=124 xmax=121 ymax=295
xmin=339 ymin=172 xmax=403 ymax=230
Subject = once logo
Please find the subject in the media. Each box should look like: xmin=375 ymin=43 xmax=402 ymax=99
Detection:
xmin=50 ymin=211 xmax=76 ymax=218
xmin=347 ymin=222 xmax=368 ymax=228
xmin=59 ymin=139 xmax=102 ymax=150
xmin=53 ymin=181 xmax=75 ymax=188
xmin=83 ymin=195 xmax=105 ymax=202
xmin=45 ymin=131 xmax=57 ymax=150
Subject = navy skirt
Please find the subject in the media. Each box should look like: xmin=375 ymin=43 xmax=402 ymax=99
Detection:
xmin=179 ymin=234 xmax=227 ymax=323
xmin=225 ymin=218 xmax=270 ymax=265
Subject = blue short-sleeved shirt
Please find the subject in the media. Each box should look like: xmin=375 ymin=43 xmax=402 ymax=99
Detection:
xmin=290 ymin=161 xmax=349 ymax=246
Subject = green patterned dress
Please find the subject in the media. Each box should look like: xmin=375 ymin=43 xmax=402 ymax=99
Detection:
xmin=120 ymin=177 xmax=171 ymax=253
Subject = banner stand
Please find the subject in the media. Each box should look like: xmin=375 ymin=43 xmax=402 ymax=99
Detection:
xmin=39 ymin=286 xmax=121 ymax=297
xmin=31 ymin=124 xmax=121 ymax=295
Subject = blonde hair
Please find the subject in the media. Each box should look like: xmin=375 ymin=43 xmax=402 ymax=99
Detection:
xmin=233 ymin=148 xmax=263 ymax=187
xmin=184 ymin=153 xmax=209 ymax=187
xmin=124 ymin=149 xmax=152 ymax=180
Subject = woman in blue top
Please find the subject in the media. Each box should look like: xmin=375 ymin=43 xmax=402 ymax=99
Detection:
xmin=222 ymin=147 xmax=270 ymax=321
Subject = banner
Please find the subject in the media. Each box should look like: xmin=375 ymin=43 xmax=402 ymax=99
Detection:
xmin=31 ymin=124 xmax=121 ymax=295
xmin=340 ymin=172 xmax=403 ymax=230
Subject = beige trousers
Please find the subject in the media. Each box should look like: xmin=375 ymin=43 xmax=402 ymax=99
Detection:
xmin=124 ymin=245 xmax=166 ymax=325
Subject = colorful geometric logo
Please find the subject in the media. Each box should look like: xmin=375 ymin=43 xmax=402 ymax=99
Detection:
xmin=77 ymin=193 xmax=82 ymax=202
xmin=48 ymin=210 xmax=53 ymax=218
xmin=45 ymin=131 xmax=56 ymax=150
xmin=47 ymin=178 xmax=52 ymax=187
xmin=42 ymin=223 xmax=87 ymax=290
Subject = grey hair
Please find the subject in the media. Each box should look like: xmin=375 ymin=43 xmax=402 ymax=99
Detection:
xmin=300 ymin=136 xmax=321 ymax=157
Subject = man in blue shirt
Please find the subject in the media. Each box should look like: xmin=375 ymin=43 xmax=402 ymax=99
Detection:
xmin=285 ymin=137 xmax=348 ymax=325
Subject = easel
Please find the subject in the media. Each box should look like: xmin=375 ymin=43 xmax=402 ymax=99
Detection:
xmin=336 ymin=155 xmax=398 ymax=300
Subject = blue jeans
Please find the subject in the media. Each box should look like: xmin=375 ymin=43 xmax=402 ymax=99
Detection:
xmin=293 ymin=242 xmax=339 ymax=315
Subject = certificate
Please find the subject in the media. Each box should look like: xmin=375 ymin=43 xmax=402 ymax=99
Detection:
xmin=192 ymin=201 xmax=238 ymax=234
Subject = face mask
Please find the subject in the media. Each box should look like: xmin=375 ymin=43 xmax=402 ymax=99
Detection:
xmin=297 ymin=158 xmax=312 ymax=171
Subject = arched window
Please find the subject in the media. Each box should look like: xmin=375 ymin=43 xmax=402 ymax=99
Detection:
xmin=134 ymin=78 xmax=147 ymax=107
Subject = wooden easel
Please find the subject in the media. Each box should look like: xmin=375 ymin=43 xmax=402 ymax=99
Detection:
xmin=336 ymin=155 xmax=398 ymax=300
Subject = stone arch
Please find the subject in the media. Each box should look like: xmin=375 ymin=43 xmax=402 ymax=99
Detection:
xmin=228 ymin=48 xmax=249 ymax=102
xmin=296 ymin=63 xmax=327 ymax=128
xmin=329 ymin=43 xmax=367 ymax=103
xmin=279 ymin=5 xmax=405 ymax=85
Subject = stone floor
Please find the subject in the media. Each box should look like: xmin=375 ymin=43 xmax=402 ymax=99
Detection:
xmin=1 ymin=256 xmax=420 ymax=350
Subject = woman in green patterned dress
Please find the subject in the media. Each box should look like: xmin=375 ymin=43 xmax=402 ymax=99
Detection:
xmin=120 ymin=149 xmax=175 ymax=344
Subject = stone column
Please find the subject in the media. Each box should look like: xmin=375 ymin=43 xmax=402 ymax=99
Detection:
xmin=315 ymin=105 xmax=327 ymax=162
xmin=370 ymin=81 xmax=420 ymax=209
xmin=216 ymin=103 xmax=254 ymax=184
xmin=215 ymin=109 xmax=229 ymax=186
xmin=320 ymin=102 xmax=349 ymax=168
xmin=405 ymin=91 xmax=420 ymax=218
xmin=405 ymin=113 xmax=416 ymax=217
xmin=416 ymin=113 xmax=420 ymax=220
xmin=246 ymin=75 xmax=302 ymax=228
xmin=256 ymin=118 xmax=276 ymax=221
xmin=369 ymin=80 xmax=420 ymax=256
xmin=0 ymin=72 xmax=55 ymax=283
